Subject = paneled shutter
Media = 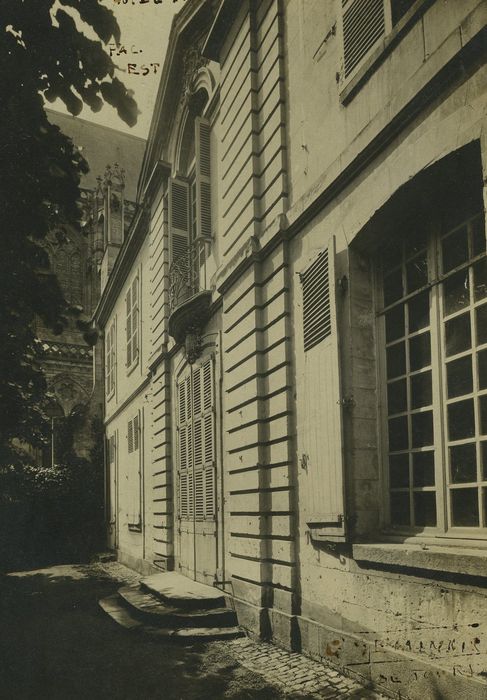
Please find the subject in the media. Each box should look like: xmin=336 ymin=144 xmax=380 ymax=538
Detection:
xmin=126 ymin=286 xmax=132 ymax=367
xmin=195 ymin=117 xmax=212 ymax=241
xmin=128 ymin=411 xmax=141 ymax=527
xmin=168 ymin=177 xmax=190 ymax=264
xmin=300 ymin=236 xmax=347 ymax=541
xmin=342 ymin=0 xmax=386 ymax=78
xmin=131 ymin=276 xmax=139 ymax=363
xmin=105 ymin=327 xmax=112 ymax=395
xmin=108 ymin=434 xmax=117 ymax=524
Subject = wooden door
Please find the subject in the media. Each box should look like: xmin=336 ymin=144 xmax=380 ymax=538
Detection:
xmin=177 ymin=356 xmax=217 ymax=584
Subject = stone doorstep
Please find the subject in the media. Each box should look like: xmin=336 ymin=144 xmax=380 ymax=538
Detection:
xmin=141 ymin=571 xmax=226 ymax=609
xmin=99 ymin=593 xmax=244 ymax=641
xmin=118 ymin=585 xmax=238 ymax=628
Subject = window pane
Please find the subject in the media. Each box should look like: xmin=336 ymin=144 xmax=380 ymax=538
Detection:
xmin=385 ymin=304 xmax=405 ymax=342
xmin=390 ymin=454 xmax=409 ymax=488
xmin=480 ymin=395 xmax=487 ymax=435
xmin=382 ymin=244 xmax=401 ymax=271
xmin=388 ymin=378 xmax=407 ymax=415
xmin=482 ymin=442 xmax=487 ymax=480
xmin=445 ymin=313 xmax=471 ymax=357
xmin=443 ymin=270 xmax=469 ymax=317
xmin=478 ymin=349 xmax=487 ymax=390
xmin=389 ymin=416 xmax=408 ymax=452
xmin=413 ymin=451 xmax=435 ymax=487
xmin=451 ymin=488 xmax=479 ymax=527
xmin=476 ymin=304 xmax=487 ymax=345
xmin=411 ymin=411 xmax=433 ymax=447
xmin=450 ymin=443 xmax=477 ymax=483
xmin=410 ymin=371 xmax=432 ymax=409
xmin=390 ymin=492 xmax=410 ymax=526
xmin=409 ymin=332 xmax=431 ymax=371
xmin=442 ymin=225 xmax=468 ymax=273
xmin=387 ymin=342 xmax=406 ymax=379
xmin=406 ymin=225 xmax=428 ymax=259
xmin=448 ymin=399 xmax=475 ymax=441
xmin=384 ymin=272 xmax=403 ymax=307
xmin=408 ymin=291 xmax=430 ymax=332
xmin=446 ymin=355 xmax=473 ymax=399
xmin=473 ymin=259 xmax=487 ymax=301
xmin=406 ymin=253 xmax=428 ymax=293
xmin=471 ymin=216 xmax=486 ymax=257
xmin=414 ymin=492 xmax=437 ymax=527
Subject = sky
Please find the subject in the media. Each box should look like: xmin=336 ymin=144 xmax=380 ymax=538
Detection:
xmin=48 ymin=0 xmax=184 ymax=139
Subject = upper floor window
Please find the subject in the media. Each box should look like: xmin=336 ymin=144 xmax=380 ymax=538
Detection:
xmin=126 ymin=274 xmax=139 ymax=371
xmin=378 ymin=210 xmax=487 ymax=536
xmin=342 ymin=0 xmax=417 ymax=81
xmin=168 ymin=111 xmax=212 ymax=310
xmin=105 ymin=318 xmax=116 ymax=398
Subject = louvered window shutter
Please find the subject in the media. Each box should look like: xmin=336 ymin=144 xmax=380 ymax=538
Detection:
xmin=133 ymin=413 xmax=139 ymax=452
xmin=195 ymin=117 xmax=212 ymax=241
xmin=177 ymin=375 xmax=193 ymax=520
xmin=108 ymin=434 xmax=117 ymax=524
xmin=201 ymin=358 xmax=215 ymax=520
xmin=112 ymin=322 xmax=116 ymax=394
xmin=127 ymin=418 xmax=134 ymax=454
xmin=131 ymin=276 xmax=139 ymax=363
xmin=126 ymin=287 xmax=132 ymax=367
xmin=168 ymin=177 xmax=190 ymax=265
xmin=300 ymin=236 xmax=347 ymax=541
xmin=105 ymin=328 xmax=111 ymax=395
xmin=342 ymin=0 xmax=386 ymax=79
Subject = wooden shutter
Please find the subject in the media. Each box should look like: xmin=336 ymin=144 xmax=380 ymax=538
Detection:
xmin=300 ymin=236 xmax=346 ymax=541
xmin=108 ymin=434 xmax=117 ymax=524
xmin=105 ymin=326 xmax=112 ymax=395
xmin=198 ymin=357 xmax=215 ymax=520
xmin=195 ymin=117 xmax=212 ymax=240
xmin=126 ymin=286 xmax=132 ymax=367
xmin=342 ymin=0 xmax=386 ymax=78
xmin=128 ymin=411 xmax=141 ymax=528
xmin=127 ymin=418 xmax=134 ymax=454
xmin=131 ymin=276 xmax=139 ymax=363
xmin=168 ymin=177 xmax=190 ymax=264
xmin=178 ymin=375 xmax=193 ymax=520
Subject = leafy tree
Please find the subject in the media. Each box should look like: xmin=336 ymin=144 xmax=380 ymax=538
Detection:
xmin=0 ymin=0 xmax=137 ymax=467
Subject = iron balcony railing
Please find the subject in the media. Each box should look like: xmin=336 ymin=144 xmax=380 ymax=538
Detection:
xmin=169 ymin=237 xmax=212 ymax=312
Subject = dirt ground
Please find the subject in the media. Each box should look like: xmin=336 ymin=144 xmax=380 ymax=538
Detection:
xmin=0 ymin=563 xmax=283 ymax=700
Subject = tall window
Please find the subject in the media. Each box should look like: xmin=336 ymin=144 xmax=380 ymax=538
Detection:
xmin=342 ymin=0 xmax=417 ymax=80
xmin=105 ymin=319 xmax=116 ymax=398
xmin=126 ymin=274 xmax=139 ymax=370
xmin=378 ymin=210 xmax=487 ymax=535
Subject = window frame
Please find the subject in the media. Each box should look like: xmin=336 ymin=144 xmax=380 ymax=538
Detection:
xmin=105 ymin=317 xmax=116 ymax=400
xmin=126 ymin=272 xmax=140 ymax=374
xmin=375 ymin=211 xmax=487 ymax=543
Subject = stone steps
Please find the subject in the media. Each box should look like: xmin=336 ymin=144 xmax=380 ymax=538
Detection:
xmin=99 ymin=572 xmax=244 ymax=642
xmin=118 ymin=584 xmax=236 ymax=628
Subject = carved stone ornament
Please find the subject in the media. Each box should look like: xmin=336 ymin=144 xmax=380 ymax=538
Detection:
xmin=184 ymin=327 xmax=203 ymax=365
xmin=181 ymin=43 xmax=209 ymax=105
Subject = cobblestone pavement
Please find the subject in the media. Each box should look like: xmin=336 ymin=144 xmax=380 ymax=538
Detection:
xmin=213 ymin=636 xmax=388 ymax=699
xmin=98 ymin=562 xmax=389 ymax=699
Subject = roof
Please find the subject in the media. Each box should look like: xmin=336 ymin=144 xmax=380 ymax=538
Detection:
xmin=45 ymin=108 xmax=146 ymax=202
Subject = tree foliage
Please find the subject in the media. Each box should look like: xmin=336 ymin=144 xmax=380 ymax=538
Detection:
xmin=0 ymin=1 xmax=137 ymax=465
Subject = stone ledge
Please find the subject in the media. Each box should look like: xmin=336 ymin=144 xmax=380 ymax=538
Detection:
xmin=352 ymin=543 xmax=487 ymax=578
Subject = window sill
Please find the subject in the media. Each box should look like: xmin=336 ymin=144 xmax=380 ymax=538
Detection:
xmin=339 ymin=0 xmax=434 ymax=105
xmin=126 ymin=355 xmax=139 ymax=377
xmin=352 ymin=542 xmax=487 ymax=578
